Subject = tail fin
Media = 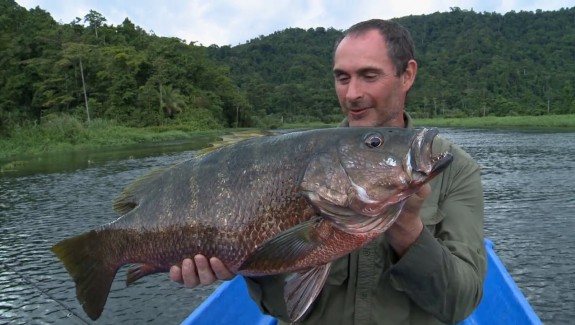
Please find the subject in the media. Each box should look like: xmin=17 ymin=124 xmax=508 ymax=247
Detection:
xmin=51 ymin=230 xmax=118 ymax=320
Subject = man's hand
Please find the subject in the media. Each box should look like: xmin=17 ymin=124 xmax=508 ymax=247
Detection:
xmin=385 ymin=183 xmax=431 ymax=257
xmin=169 ymin=255 xmax=235 ymax=288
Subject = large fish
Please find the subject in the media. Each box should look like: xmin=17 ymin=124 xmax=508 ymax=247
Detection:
xmin=51 ymin=127 xmax=453 ymax=322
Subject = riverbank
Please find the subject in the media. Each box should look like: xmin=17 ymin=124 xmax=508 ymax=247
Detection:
xmin=0 ymin=117 xmax=228 ymax=162
xmin=282 ymin=114 xmax=575 ymax=129
xmin=2 ymin=114 xmax=575 ymax=163
xmin=414 ymin=114 xmax=575 ymax=128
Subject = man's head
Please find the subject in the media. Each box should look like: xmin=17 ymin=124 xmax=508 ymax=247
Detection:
xmin=333 ymin=19 xmax=417 ymax=127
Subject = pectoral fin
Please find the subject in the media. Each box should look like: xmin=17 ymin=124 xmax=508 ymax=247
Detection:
xmin=284 ymin=263 xmax=331 ymax=322
xmin=239 ymin=216 xmax=325 ymax=272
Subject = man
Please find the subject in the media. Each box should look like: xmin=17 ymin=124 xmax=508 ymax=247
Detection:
xmin=170 ymin=19 xmax=486 ymax=324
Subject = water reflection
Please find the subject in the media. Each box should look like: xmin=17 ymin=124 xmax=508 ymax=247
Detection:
xmin=0 ymin=137 xmax=215 ymax=178
xmin=1 ymin=129 xmax=574 ymax=324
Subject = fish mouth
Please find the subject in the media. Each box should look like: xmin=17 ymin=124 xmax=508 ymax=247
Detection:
xmin=405 ymin=128 xmax=453 ymax=183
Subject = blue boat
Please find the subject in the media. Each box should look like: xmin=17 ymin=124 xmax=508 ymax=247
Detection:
xmin=181 ymin=240 xmax=542 ymax=325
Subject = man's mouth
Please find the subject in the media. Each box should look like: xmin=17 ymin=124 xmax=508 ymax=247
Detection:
xmin=349 ymin=107 xmax=370 ymax=118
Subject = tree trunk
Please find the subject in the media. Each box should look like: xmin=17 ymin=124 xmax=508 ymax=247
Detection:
xmin=79 ymin=58 xmax=90 ymax=124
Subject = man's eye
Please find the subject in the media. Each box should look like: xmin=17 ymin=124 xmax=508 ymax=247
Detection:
xmin=336 ymin=74 xmax=350 ymax=83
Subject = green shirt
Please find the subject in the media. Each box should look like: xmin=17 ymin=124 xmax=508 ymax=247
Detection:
xmin=246 ymin=114 xmax=487 ymax=324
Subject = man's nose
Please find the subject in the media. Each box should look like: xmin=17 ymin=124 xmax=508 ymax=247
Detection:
xmin=345 ymin=78 xmax=363 ymax=101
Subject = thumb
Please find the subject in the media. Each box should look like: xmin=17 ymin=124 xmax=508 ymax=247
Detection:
xmin=415 ymin=183 xmax=431 ymax=199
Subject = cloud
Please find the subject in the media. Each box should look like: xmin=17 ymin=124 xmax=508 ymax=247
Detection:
xmin=15 ymin=0 xmax=575 ymax=46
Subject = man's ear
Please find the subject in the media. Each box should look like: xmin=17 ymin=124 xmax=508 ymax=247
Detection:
xmin=402 ymin=59 xmax=417 ymax=91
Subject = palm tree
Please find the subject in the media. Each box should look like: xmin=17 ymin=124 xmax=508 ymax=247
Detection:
xmin=160 ymin=85 xmax=186 ymax=119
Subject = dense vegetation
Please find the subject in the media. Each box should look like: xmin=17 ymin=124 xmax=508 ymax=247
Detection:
xmin=1 ymin=0 xmax=574 ymax=141
xmin=1 ymin=0 xmax=252 ymax=136
xmin=209 ymin=7 xmax=575 ymax=123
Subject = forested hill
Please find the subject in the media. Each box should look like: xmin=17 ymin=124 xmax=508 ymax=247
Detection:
xmin=1 ymin=1 xmax=575 ymax=135
xmin=208 ymin=7 xmax=575 ymax=122
xmin=0 ymin=0 xmax=251 ymax=133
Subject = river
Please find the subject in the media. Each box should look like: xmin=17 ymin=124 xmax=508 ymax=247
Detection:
xmin=0 ymin=128 xmax=573 ymax=324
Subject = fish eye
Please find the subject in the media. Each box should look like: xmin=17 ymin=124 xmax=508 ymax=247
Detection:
xmin=365 ymin=135 xmax=383 ymax=148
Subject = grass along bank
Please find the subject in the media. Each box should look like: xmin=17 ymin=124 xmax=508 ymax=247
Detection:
xmin=282 ymin=114 xmax=575 ymax=129
xmin=0 ymin=115 xmax=227 ymax=161
xmin=3 ymin=113 xmax=575 ymax=162
xmin=413 ymin=114 xmax=575 ymax=128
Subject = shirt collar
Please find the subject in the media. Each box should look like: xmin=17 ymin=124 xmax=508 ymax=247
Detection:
xmin=338 ymin=112 xmax=413 ymax=128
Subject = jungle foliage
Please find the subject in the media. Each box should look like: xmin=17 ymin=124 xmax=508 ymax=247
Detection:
xmin=1 ymin=0 xmax=574 ymax=137
xmin=208 ymin=7 xmax=575 ymax=122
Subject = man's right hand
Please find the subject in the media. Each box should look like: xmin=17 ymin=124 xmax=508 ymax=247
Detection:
xmin=169 ymin=255 xmax=235 ymax=288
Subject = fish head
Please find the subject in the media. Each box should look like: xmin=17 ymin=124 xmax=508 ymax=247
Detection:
xmin=301 ymin=127 xmax=452 ymax=233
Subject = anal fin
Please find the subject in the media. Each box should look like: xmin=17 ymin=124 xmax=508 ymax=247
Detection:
xmin=126 ymin=263 xmax=162 ymax=286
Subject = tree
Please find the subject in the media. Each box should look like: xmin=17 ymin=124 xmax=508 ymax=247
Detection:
xmin=160 ymin=85 xmax=186 ymax=119
xmin=57 ymin=43 xmax=97 ymax=123
xmin=84 ymin=10 xmax=106 ymax=39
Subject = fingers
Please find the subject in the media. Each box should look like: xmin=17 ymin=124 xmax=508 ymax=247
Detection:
xmin=194 ymin=255 xmax=217 ymax=285
xmin=403 ymin=183 xmax=431 ymax=212
xmin=210 ymin=257 xmax=235 ymax=280
xmin=416 ymin=183 xmax=431 ymax=198
xmin=169 ymin=264 xmax=184 ymax=283
xmin=179 ymin=258 xmax=200 ymax=288
xmin=169 ymin=256 xmax=234 ymax=288
xmin=168 ymin=258 xmax=202 ymax=288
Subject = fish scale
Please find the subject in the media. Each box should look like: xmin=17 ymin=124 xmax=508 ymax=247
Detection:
xmin=51 ymin=127 xmax=453 ymax=322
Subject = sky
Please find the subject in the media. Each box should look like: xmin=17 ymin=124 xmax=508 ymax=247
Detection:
xmin=16 ymin=0 xmax=575 ymax=46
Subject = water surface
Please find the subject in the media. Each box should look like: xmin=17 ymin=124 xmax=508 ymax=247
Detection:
xmin=1 ymin=129 xmax=574 ymax=324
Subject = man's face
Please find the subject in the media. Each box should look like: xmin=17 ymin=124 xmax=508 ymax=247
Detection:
xmin=333 ymin=29 xmax=415 ymax=127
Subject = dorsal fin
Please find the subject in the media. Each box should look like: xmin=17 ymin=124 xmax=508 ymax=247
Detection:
xmin=195 ymin=130 xmax=270 ymax=156
xmin=112 ymin=167 xmax=166 ymax=215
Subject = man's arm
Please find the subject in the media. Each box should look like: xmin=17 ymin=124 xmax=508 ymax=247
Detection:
xmin=388 ymin=146 xmax=487 ymax=323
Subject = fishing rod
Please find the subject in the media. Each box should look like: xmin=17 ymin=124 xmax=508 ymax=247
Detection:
xmin=0 ymin=260 xmax=91 ymax=325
